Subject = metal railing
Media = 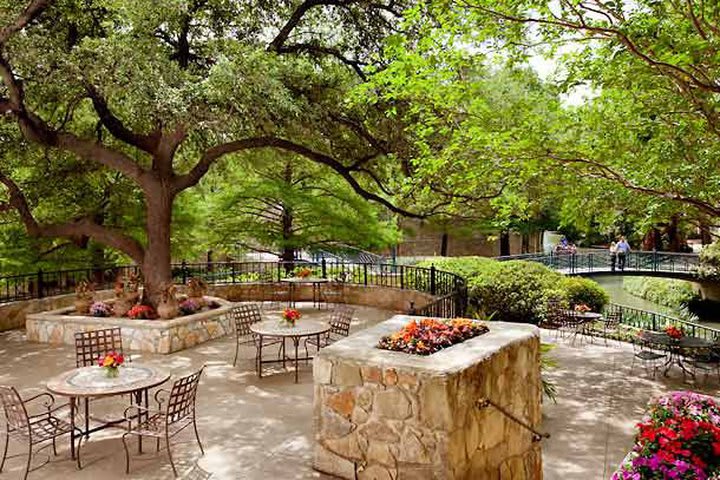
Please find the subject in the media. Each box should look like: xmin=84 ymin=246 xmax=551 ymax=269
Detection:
xmin=0 ymin=260 xmax=467 ymax=315
xmin=606 ymin=302 xmax=720 ymax=341
xmin=496 ymin=251 xmax=700 ymax=277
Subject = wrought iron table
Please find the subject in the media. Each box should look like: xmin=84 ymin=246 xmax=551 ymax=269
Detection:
xmin=280 ymin=277 xmax=329 ymax=308
xmin=46 ymin=364 xmax=170 ymax=461
xmin=250 ymin=320 xmax=330 ymax=383
xmin=639 ymin=331 xmax=713 ymax=377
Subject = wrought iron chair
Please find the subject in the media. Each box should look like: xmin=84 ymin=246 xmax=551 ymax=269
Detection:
xmin=122 ymin=367 xmax=205 ymax=477
xmin=687 ymin=338 xmax=720 ymax=384
xmin=598 ymin=311 xmax=622 ymax=346
xmin=630 ymin=335 xmax=667 ymax=379
xmin=230 ymin=303 xmax=283 ymax=367
xmin=319 ymin=281 xmax=344 ymax=309
xmin=559 ymin=311 xmax=586 ymax=346
xmin=304 ymin=305 xmax=355 ymax=356
xmin=541 ymin=298 xmax=565 ymax=334
xmin=75 ymin=327 xmax=127 ymax=367
xmin=0 ymin=386 xmax=82 ymax=480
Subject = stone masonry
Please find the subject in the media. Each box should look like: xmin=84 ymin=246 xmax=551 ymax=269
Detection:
xmin=25 ymin=297 xmax=233 ymax=354
xmin=313 ymin=316 xmax=542 ymax=480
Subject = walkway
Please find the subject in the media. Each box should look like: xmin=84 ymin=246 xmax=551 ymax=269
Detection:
xmin=498 ymin=251 xmax=701 ymax=281
xmin=0 ymin=312 xmax=718 ymax=479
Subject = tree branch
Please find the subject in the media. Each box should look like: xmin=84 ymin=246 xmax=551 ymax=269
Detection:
xmin=175 ymin=136 xmax=425 ymax=218
xmin=85 ymin=84 xmax=161 ymax=154
xmin=0 ymin=170 xmax=146 ymax=262
xmin=0 ymin=0 xmax=52 ymax=45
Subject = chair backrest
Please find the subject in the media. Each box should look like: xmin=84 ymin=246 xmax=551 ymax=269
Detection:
xmin=329 ymin=305 xmax=354 ymax=337
xmin=0 ymin=386 xmax=29 ymax=434
xmin=165 ymin=366 xmax=204 ymax=425
xmin=75 ymin=327 xmax=125 ymax=367
xmin=604 ymin=312 xmax=621 ymax=328
xmin=231 ymin=304 xmax=262 ymax=338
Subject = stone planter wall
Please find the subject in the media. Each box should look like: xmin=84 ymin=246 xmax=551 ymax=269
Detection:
xmin=208 ymin=283 xmax=435 ymax=312
xmin=25 ymin=297 xmax=233 ymax=354
xmin=313 ymin=315 xmax=542 ymax=480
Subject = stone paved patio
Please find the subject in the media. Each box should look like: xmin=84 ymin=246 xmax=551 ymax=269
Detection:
xmin=0 ymin=309 xmax=718 ymax=480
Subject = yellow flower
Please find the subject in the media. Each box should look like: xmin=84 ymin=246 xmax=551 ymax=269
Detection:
xmin=102 ymin=356 xmax=114 ymax=367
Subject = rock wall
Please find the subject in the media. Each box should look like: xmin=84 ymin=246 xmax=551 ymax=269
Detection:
xmin=313 ymin=316 xmax=542 ymax=480
xmin=208 ymin=283 xmax=435 ymax=313
xmin=0 ymin=290 xmax=115 ymax=331
xmin=26 ymin=298 xmax=233 ymax=354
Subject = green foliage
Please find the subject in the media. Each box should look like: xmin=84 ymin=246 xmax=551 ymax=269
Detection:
xmin=698 ymin=243 xmax=720 ymax=280
xmin=561 ymin=277 xmax=609 ymax=312
xmin=540 ymin=343 xmax=558 ymax=403
xmin=623 ymin=277 xmax=700 ymax=310
xmin=419 ymin=257 xmax=608 ymax=324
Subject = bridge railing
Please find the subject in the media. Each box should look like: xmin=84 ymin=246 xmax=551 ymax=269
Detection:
xmin=606 ymin=303 xmax=720 ymax=341
xmin=0 ymin=260 xmax=468 ymax=315
xmin=496 ymin=251 xmax=700 ymax=276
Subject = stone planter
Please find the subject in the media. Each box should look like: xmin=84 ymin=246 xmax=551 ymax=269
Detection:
xmin=26 ymin=296 xmax=233 ymax=354
xmin=313 ymin=315 xmax=542 ymax=480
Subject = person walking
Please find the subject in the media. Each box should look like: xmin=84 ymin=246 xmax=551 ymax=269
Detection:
xmin=609 ymin=241 xmax=617 ymax=272
xmin=616 ymin=236 xmax=631 ymax=271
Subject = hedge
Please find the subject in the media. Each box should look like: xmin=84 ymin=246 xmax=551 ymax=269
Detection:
xmin=417 ymin=257 xmax=609 ymax=324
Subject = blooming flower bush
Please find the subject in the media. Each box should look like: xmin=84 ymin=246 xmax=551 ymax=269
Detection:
xmin=127 ymin=304 xmax=157 ymax=320
xmin=90 ymin=301 xmax=113 ymax=317
xmin=294 ymin=267 xmax=313 ymax=279
xmin=179 ymin=299 xmax=200 ymax=316
xmin=282 ymin=308 xmax=301 ymax=326
xmin=377 ymin=318 xmax=489 ymax=355
xmin=612 ymin=391 xmax=720 ymax=480
xmin=665 ymin=325 xmax=684 ymax=340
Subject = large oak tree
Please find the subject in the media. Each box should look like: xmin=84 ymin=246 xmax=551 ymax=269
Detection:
xmin=0 ymin=0 xmax=418 ymax=305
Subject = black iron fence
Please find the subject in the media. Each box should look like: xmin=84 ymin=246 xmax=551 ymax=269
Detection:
xmin=606 ymin=303 xmax=720 ymax=341
xmin=496 ymin=251 xmax=700 ymax=276
xmin=0 ymin=260 xmax=467 ymax=315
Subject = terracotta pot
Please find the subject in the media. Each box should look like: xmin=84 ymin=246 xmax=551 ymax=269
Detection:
xmin=74 ymin=299 xmax=92 ymax=315
xmin=157 ymin=302 xmax=179 ymax=320
xmin=113 ymin=299 xmax=132 ymax=317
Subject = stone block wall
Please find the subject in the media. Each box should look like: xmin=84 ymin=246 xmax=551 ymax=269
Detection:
xmin=26 ymin=298 xmax=233 ymax=354
xmin=313 ymin=316 xmax=542 ymax=480
xmin=208 ymin=283 xmax=434 ymax=313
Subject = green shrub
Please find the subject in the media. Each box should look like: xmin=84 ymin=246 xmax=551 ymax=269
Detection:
xmin=561 ymin=277 xmax=609 ymax=312
xmin=698 ymin=242 xmax=720 ymax=279
xmin=417 ymin=257 xmax=609 ymax=324
xmin=623 ymin=277 xmax=699 ymax=310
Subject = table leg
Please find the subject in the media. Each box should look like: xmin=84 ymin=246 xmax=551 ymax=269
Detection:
xmin=258 ymin=335 xmax=264 ymax=378
xmin=84 ymin=398 xmax=90 ymax=438
xmin=70 ymin=397 xmax=76 ymax=460
xmin=288 ymin=283 xmax=295 ymax=308
xmin=294 ymin=337 xmax=300 ymax=383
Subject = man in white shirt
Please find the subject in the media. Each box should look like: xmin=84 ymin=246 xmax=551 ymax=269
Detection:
xmin=616 ymin=237 xmax=631 ymax=271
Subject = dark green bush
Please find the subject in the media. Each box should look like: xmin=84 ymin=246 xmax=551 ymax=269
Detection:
xmin=417 ymin=257 xmax=608 ymax=324
xmin=561 ymin=277 xmax=609 ymax=312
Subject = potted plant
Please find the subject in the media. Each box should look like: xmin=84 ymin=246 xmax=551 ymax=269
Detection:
xmin=157 ymin=283 xmax=179 ymax=319
xmin=281 ymin=308 xmax=301 ymax=327
xmin=98 ymin=351 xmax=124 ymax=378
xmin=74 ymin=280 xmax=95 ymax=314
xmin=186 ymin=277 xmax=207 ymax=307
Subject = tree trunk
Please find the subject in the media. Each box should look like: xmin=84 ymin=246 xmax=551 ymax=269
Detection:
xmin=141 ymin=190 xmax=174 ymax=307
xmin=500 ymin=231 xmax=511 ymax=256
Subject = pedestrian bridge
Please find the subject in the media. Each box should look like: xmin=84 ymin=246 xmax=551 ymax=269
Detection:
xmin=496 ymin=251 xmax=702 ymax=281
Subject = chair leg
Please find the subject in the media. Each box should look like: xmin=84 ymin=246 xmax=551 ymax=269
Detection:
xmin=165 ymin=435 xmax=178 ymax=478
xmin=0 ymin=429 xmax=8 ymax=473
xmin=122 ymin=433 xmax=131 ymax=474
xmin=23 ymin=441 xmax=31 ymax=480
xmin=193 ymin=416 xmax=204 ymax=455
xmin=233 ymin=339 xmax=239 ymax=367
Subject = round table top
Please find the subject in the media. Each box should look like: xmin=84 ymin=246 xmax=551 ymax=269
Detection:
xmin=640 ymin=331 xmax=713 ymax=349
xmin=564 ymin=311 xmax=603 ymax=320
xmin=280 ymin=277 xmax=330 ymax=284
xmin=46 ymin=364 xmax=170 ymax=398
xmin=250 ymin=320 xmax=330 ymax=337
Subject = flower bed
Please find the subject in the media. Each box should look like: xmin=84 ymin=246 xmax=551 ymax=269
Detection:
xmin=377 ymin=318 xmax=488 ymax=355
xmin=612 ymin=391 xmax=720 ymax=480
